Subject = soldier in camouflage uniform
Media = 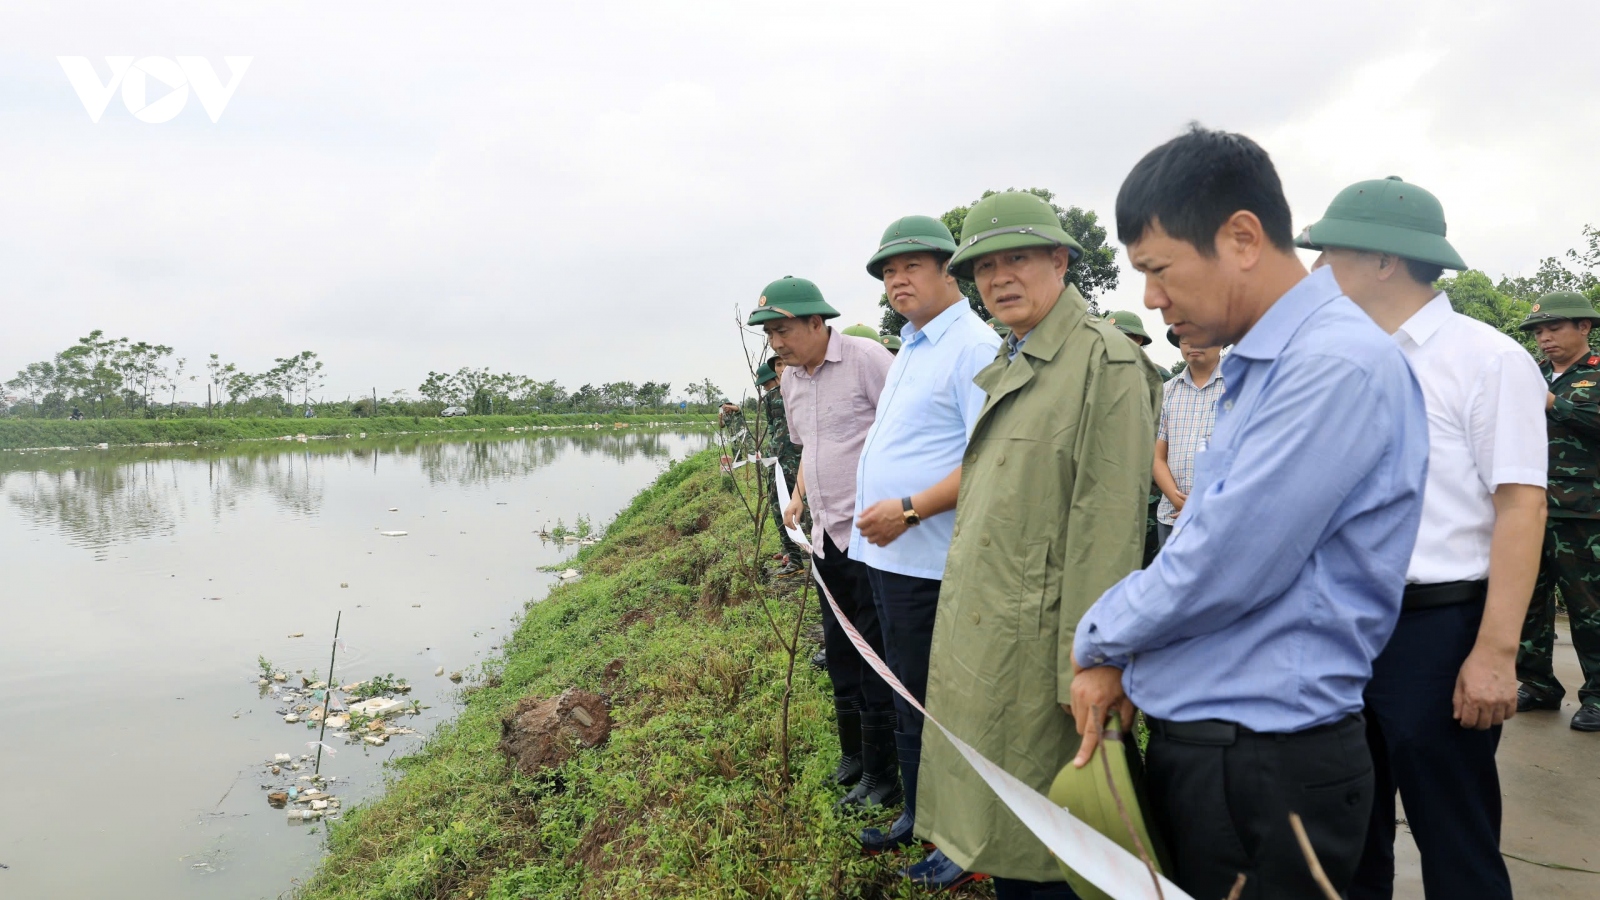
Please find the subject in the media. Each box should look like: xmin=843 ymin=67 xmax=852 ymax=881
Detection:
xmin=756 ymin=358 xmax=806 ymax=575
xmin=1517 ymin=290 xmax=1600 ymax=732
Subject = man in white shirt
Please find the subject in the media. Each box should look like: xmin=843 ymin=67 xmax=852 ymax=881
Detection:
xmin=1301 ymin=177 xmax=1548 ymax=900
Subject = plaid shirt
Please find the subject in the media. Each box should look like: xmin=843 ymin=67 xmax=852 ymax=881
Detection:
xmin=1156 ymin=365 xmax=1225 ymax=524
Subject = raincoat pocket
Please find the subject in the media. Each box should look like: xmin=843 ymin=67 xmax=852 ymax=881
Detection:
xmin=1017 ymin=539 xmax=1049 ymax=641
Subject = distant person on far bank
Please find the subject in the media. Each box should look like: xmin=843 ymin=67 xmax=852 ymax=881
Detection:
xmin=1152 ymin=328 xmax=1223 ymax=550
xmin=1303 ymin=176 xmax=1547 ymax=900
xmin=1071 ymin=126 xmax=1429 ymax=899
xmin=1516 ymin=290 xmax=1600 ymax=733
xmin=849 ymin=216 xmax=999 ymax=873
xmin=749 ymin=276 xmax=899 ymax=810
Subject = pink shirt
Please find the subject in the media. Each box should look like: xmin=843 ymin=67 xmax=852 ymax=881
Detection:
xmin=782 ymin=328 xmax=893 ymax=556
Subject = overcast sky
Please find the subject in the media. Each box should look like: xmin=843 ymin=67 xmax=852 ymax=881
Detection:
xmin=3 ymin=1 xmax=1598 ymax=403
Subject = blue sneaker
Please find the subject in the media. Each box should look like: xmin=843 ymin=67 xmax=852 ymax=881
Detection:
xmin=859 ymin=811 xmax=919 ymax=855
xmin=901 ymin=849 xmax=988 ymax=891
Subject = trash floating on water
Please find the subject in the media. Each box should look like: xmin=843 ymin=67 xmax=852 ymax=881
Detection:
xmin=380 ymin=531 xmax=408 ymax=537
xmin=449 ymin=671 xmax=463 ymax=683
xmin=558 ymin=569 xmax=580 ymax=580
xmin=349 ymin=697 xmax=406 ymax=718
xmin=435 ymin=666 xmax=444 ymax=677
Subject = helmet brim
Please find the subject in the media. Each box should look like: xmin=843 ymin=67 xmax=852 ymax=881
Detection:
xmin=1297 ymin=218 xmax=1466 ymax=270
xmin=866 ymin=237 xmax=958 ymax=280
xmin=947 ymin=229 xmax=1084 ymax=281
xmin=747 ymin=302 xmax=840 ymax=326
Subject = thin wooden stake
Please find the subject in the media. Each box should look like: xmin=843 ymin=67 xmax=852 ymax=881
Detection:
xmin=1288 ymin=812 xmax=1341 ymax=900
xmin=314 ymin=610 xmax=343 ymax=775
xmin=1223 ymin=873 xmax=1247 ymax=900
xmin=1094 ymin=707 xmax=1163 ymax=900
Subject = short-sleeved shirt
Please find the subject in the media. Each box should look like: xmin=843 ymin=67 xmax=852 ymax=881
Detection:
xmin=850 ymin=301 xmax=1001 ymax=579
xmin=781 ymin=329 xmax=894 ymax=555
xmin=1396 ymin=294 xmax=1547 ymax=583
xmin=1155 ymin=366 xmax=1226 ymax=525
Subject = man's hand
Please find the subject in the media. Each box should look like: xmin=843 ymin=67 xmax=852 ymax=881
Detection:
xmin=1067 ymin=662 xmax=1132 ymax=768
xmin=783 ymin=493 xmax=805 ymax=531
xmin=1548 ymin=391 xmax=1557 ymax=411
xmin=1171 ymin=491 xmax=1188 ymax=512
xmin=856 ymin=498 xmax=910 ymax=547
xmin=1454 ymin=644 xmax=1518 ymax=729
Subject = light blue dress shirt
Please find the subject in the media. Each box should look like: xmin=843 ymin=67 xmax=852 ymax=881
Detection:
xmin=850 ymin=301 xmax=1001 ymax=579
xmin=1074 ymin=267 xmax=1429 ymax=732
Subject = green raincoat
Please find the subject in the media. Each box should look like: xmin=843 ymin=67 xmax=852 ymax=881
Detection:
xmin=916 ymin=285 xmax=1162 ymax=881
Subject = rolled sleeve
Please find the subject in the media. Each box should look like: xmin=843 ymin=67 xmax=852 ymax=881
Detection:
xmin=1476 ymin=347 xmax=1548 ymax=489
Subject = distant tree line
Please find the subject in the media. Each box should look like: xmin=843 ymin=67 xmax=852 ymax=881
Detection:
xmin=3 ymin=339 xmax=728 ymax=420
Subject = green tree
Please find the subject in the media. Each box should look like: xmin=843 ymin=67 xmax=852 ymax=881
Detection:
xmin=879 ymin=188 xmax=1119 ymax=334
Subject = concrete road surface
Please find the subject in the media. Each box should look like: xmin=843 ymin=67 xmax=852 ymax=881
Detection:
xmin=1393 ymin=619 xmax=1600 ymax=898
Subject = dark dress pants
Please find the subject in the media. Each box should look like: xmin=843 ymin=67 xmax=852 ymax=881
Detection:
xmin=992 ymin=876 xmax=1081 ymax=900
xmin=812 ymin=533 xmax=894 ymax=714
xmin=1350 ymin=599 xmax=1512 ymax=900
xmin=864 ymin=566 xmax=939 ymax=819
xmin=1144 ymin=713 xmax=1373 ymax=900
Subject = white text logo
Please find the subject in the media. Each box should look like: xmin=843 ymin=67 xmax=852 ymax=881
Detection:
xmin=58 ymin=56 xmax=253 ymax=123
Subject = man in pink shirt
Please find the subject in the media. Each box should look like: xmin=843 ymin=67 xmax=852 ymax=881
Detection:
xmin=750 ymin=275 xmax=899 ymax=810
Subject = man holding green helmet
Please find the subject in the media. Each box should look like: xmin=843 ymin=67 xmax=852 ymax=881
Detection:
xmin=1516 ymin=289 xmax=1600 ymax=733
xmin=748 ymin=276 xmax=901 ymax=812
xmin=1302 ymin=176 xmax=1548 ymax=900
xmin=914 ymin=191 xmax=1161 ymax=897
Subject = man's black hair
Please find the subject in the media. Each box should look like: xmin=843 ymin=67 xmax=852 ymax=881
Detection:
xmin=1116 ymin=124 xmax=1295 ymax=256
xmin=1402 ymin=259 xmax=1444 ymax=287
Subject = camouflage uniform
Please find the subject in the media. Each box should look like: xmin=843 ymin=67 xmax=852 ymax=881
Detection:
xmin=760 ymin=385 xmax=805 ymax=560
xmin=1519 ymin=351 xmax=1600 ymax=707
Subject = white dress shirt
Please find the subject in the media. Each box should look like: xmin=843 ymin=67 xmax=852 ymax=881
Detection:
xmin=1394 ymin=293 xmax=1548 ymax=584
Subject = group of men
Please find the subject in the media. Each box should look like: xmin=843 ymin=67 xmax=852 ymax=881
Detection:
xmin=733 ymin=124 xmax=1599 ymax=899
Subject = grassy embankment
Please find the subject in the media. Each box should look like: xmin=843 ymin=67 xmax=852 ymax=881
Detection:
xmin=0 ymin=412 xmax=708 ymax=451
xmin=297 ymin=449 xmax=945 ymax=900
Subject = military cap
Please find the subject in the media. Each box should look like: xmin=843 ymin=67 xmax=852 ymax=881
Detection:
xmin=947 ymin=192 xmax=1085 ymax=280
xmin=1047 ymin=713 xmax=1171 ymax=899
xmin=754 ymin=362 xmax=777 ymax=385
xmin=879 ymin=334 xmax=903 ymax=352
xmin=866 ymin=215 xmax=959 ymax=279
xmin=1296 ymin=177 xmax=1467 ymax=270
xmin=746 ymin=276 xmax=839 ymax=326
xmin=1105 ymin=310 xmax=1151 ymax=346
xmin=1520 ymin=290 xmax=1600 ymax=330
xmin=842 ymin=323 xmax=879 ymax=340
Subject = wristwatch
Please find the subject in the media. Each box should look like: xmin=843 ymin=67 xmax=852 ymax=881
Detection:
xmin=901 ymin=497 xmax=921 ymax=527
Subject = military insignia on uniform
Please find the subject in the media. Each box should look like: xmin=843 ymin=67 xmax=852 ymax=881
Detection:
xmin=1574 ymin=381 xmax=1596 ymax=388
xmin=758 ymin=296 xmax=768 ymax=306
xmin=1531 ymin=304 xmax=1541 ymax=312
xmin=1589 ymin=356 xmax=1599 ymax=366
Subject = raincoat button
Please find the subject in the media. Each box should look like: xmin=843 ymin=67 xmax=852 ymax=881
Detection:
xmin=996 ymin=454 xmax=1006 ymax=466
xmin=970 ymin=611 xmax=981 ymax=625
xmin=979 ymin=534 xmax=990 ymax=547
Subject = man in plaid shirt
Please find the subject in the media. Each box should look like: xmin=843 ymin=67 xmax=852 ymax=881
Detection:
xmin=1154 ymin=329 xmax=1225 ymax=547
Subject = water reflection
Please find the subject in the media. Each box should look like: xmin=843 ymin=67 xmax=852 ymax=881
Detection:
xmin=0 ymin=428 xmax=707 ymax=554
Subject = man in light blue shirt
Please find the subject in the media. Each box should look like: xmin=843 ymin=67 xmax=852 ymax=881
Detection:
xmin=1070 ymin=127 xmax=1429 ymax=899
xmin=849 ymin=215 xmax=999 ymax=874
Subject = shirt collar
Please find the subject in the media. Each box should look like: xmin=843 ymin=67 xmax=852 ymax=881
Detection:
xmin=1394 ymin=292 xmax=1452 ymax=347
xmin=824 ymin=327 xmax=844 ymax=363
xmin=1229 ymin=266 xmax=1344 ymax=362
xmin=902 ymin=298 xmax=969 ymax=347
xmin=1180 ymin=365 xmax=1222 ymax=389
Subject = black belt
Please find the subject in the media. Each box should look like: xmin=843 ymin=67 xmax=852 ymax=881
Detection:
xmin=1402 ymin=580 xmax=1487 ymax=612
xmin=1147 ymin=713 xmax=1362 ymax=747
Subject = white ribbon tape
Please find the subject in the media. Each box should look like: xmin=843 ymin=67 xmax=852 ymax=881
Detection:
xmin=773 ymin=464 xmax=1191 ymax=900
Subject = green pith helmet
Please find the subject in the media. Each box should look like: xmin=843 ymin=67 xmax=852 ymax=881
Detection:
xmin=1047 ymin=713 xmax=1171 ymax=899
xmin=754 ymin=363 xmax=777 ymax=385
xmin=866 ymin=215 xmax=959 ymax=279
xmin=842 ymin=323 xmax=879 ymax=340
xmin=947 ymin=192 xmax=1085 ymax=280
xmin=746 ymin=276 xmax=840 ymax=326
xmin=1106 ymin=310 xmax=1150 ymax=345
xmin=1296 ymin=176 xmax=1467 ymax=270
xmin=879 ymin=334 xmax=903 ymax=352
xmin=1520 ymin=291 xmax=1600 ymax=330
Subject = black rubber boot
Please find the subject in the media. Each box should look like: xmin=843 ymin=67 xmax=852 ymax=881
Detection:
xmin=832 ymin=697 xmax=863 ymax=787
xmin=810 ymin=649 xmax=827 ymax=671
xmin=838 ymin=711 xmax=902 ymax=812
xmin=860 ymin=729 xmax=921 ymax=852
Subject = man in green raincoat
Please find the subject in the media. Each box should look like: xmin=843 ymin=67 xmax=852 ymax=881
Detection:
xmin=913 ymin=191 xmax=1162 ymax=895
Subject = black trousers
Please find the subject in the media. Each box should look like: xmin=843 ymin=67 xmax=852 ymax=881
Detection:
xmin=864 ymin=566 xmax=939 ymax=819
xmin=1350 ymin=599 xmax=1511 ymax=900
xmin=812 ymin=534 xmax=894 ymax=714
xmin=1144 ymin=713 xmax=1373 ymax=899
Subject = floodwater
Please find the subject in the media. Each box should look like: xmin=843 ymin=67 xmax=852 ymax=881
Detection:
xmin=0 ymin=428 xmax=709 ymax=899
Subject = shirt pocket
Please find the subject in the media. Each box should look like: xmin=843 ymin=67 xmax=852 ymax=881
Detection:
xmin=1017 ymin=539 xmax=1049 ymax=642
xmin=1190 ymin=446 xmax=1238 ymax=495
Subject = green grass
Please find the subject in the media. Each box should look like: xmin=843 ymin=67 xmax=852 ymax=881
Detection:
xmin=0 ymin=412 xmax=708 ymax=451
xmin=295 ymin=450 xmax=961 ymax=900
